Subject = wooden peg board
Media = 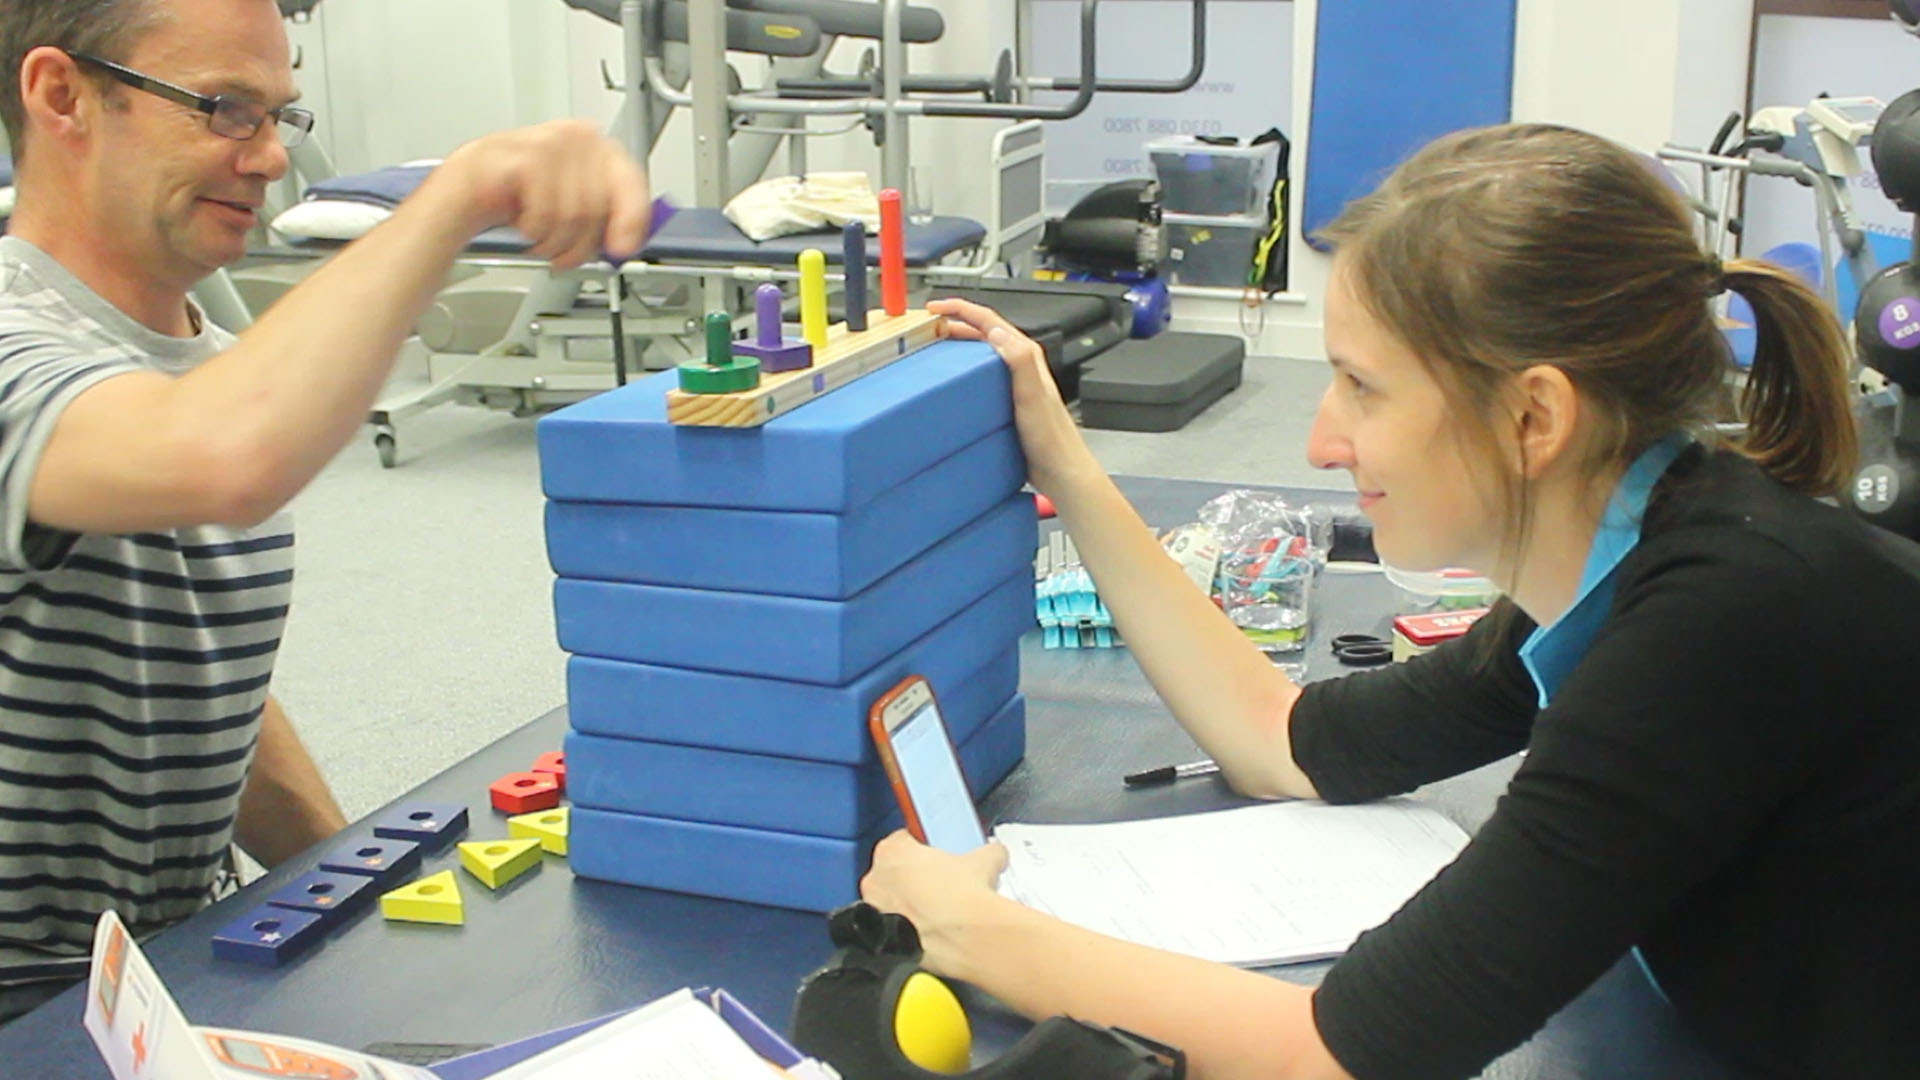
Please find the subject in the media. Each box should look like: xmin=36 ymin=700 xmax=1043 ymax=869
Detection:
xmin=666 ymin=309 xmax=944 ymax=427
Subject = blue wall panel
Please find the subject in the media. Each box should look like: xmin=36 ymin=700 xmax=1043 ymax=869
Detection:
xmin=1304 ymin=0 xmax=1517 ymax=248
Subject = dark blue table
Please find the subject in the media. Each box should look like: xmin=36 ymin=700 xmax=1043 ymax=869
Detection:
xmin=0 ymin=477 xmax=1746 ymax=1078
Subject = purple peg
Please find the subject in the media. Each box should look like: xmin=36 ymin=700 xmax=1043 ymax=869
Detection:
xmin=734 ymin=282 xmax=813 ymax=373
xmin=754 ymin=283 xmax=784 ymax=348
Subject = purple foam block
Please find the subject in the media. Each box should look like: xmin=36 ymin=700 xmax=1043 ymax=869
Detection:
xmin=211 ymin=905 xmax=326 ymax=967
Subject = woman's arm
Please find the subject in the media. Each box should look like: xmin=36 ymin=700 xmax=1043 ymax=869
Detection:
xmin=931 ymin=298 xmax=1316 ymax=799
xmin=863 ymin=833 xmax=1354 ymax=1080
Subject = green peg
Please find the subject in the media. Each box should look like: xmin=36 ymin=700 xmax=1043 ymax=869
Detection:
xmin=704 ymin=311 xmax=732 ymax=366
xmin=677 ymin=310 xmax=761 ymax=394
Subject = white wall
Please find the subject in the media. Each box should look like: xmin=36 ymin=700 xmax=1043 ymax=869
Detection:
xmin=296 ymin=0 xmax=571 ymax=176
xmin=1510 ymin=0 xmax=1753 ymax=152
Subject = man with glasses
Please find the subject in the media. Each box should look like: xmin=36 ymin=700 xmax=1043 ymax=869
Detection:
xmin=0 ymin=0 xmax=652 ymax=1021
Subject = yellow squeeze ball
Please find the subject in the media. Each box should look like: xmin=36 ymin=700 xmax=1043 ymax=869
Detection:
xmin=893 ymin=971 xmax=971 ymax=1074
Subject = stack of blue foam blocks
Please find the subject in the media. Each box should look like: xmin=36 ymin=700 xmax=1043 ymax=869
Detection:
xmin=535 ymin=337 xmax=1036 ymax=912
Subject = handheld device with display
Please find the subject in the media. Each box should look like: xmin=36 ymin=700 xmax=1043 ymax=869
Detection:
xmin=869 ymin=676 xmax=986 ymax=852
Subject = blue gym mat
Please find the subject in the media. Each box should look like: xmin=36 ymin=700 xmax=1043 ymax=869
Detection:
xmin=554 ymin=492 xmax=1036 ymax=683
xmin=566 ymin=569 xmax=1034 ymax=762
xmin=565 ymin=648 xmax=1019 ymax=837
xmin=545 ymin=427 xmax=1024 ymax=599
xmin=568 ymin=694 xmax=1027 ymax=912
xmin=1303 ymin=0 xmax=1516 ymax=249
xmin=536 ymin=338 xmax=1013 ymax=512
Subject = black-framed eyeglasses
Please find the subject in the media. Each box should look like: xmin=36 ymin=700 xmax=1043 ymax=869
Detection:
xmin=68 ymin=52 xmax=314 ymax=149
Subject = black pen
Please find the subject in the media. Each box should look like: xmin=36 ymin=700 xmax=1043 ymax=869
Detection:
xmin=1122 ymin=759 xmax=1221 ymax=788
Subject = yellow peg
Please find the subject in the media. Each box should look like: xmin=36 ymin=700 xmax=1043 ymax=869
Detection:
xmin=799 ymin=248 xmax=829 ymax=351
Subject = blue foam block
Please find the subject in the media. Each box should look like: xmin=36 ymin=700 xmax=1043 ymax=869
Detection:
xmin=370 ymin=802 xmax=470 ymax=851
xmin=317 ymin=837 xmax=423 ymax=890
xmin=567 ymin=568 xmax=1034 ymax=761
xmin=536 ymin=339 xmax=1012 ymax=512
xmin=555 ymin=493 xmax=1035 ymax=683
xmin=570 ymin=695 xmax=1027 ymax=911
xmin=545 ymin=427 xmax=1024 ymax=599
xmin=565 ymin=646 xmax=1020 ymax=837
xmin=1304 ymin=0 xmax=1516 ymax=249
xmin=263 ymin=870 xmax=376 ymax=927
xmin=211 ymin=905 xmax=327 ymax=967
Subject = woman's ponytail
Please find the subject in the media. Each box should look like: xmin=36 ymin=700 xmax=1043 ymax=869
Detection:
xmin=1727 ymin=259 xmax=1859 ymax=496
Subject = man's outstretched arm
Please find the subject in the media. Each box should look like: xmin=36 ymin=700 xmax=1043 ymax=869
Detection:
xmin=235 ymin=695 xmax=348 ymax=868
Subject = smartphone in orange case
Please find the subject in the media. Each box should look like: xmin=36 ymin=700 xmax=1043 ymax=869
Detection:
xmin=868 ymin=675 xmax=987 ymax=852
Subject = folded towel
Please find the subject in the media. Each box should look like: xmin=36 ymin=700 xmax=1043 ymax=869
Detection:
xmin=723 ymin=171 xmax=881 ymax=241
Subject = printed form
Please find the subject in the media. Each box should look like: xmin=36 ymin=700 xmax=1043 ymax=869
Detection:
xmin=995 ymin=800 xmax=1470 ymax=967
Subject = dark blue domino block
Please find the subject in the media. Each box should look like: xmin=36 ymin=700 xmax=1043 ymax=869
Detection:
xmin=570 ymin=695 xmax=1027 ymax=912
xmin=567 ymin=568 xmax=1033 ymax=762
xmin=536 ymin=339 xmax=1011 ymax=512
xmin=554 ymin=493 xmax=1035 ymax=684
xmin=211 ymin=905 xmax=326 ymax=967
xmin=545 ymin=426 xmax=1024 ymax=599
xmin=263 ymin=871 xmax=376 ymax=927
xmin=317 ymin=837 xmax=422 ymax=890
xmin=370 ymin=802 xmax=470 ymax=851
xmin=564 ymin=647 xmax=1020 ymax=837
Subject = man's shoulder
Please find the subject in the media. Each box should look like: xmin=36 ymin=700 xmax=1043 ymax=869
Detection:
xmin=0 ymin=255 xmax=100 ymax=345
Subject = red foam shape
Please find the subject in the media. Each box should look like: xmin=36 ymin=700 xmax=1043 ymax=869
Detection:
xmin=531 ymin=750 xmax=567 ymax=793
xmin=490 ymin=771 xmax=562 ymax=813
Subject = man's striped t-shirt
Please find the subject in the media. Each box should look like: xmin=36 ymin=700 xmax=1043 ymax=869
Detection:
xmin=0 ymin=237 xmax=293 ymax=988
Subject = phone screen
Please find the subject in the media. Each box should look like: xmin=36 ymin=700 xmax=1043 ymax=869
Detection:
xmin=887 ymin=697 xmax=986 ymax=853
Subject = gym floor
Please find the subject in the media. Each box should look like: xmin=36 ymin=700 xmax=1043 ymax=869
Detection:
xmin=275 ymin=351 xmax=1348 ymax=818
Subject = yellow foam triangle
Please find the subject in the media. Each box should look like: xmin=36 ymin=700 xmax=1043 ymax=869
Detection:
xmin=380 ymin=870 xmax=464 ymax=926
xmin=507 ymin=807 xmax=570 ymax=856
xmin=458 ymin=837 xmax=544 ymax=890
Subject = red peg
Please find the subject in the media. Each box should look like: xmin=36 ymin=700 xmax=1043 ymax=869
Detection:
xmin=878 ymin=188 xmax=907 ymax=317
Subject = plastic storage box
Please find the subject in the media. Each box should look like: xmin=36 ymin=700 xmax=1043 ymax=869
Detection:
xmin=1148 ymin=137 xmax=1281 ymax=216
xmin=1163 ymin=212 xmax=1264 ymax=289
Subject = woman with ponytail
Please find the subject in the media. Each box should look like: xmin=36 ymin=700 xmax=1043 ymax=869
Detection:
xmin=864 ymin=123 xmax=1919 ymax=1079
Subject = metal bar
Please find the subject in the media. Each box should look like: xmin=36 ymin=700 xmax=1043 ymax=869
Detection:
xmin=1020 ymin=0 xmax=1205 ymax=95
xmin=688 ymin=0 xmax=731 ymax=312
xmin=1015 ymin=0 xmax=1034 ymax=105
xmin=881 ymin=0 xmax=909 ymax=194
xmin=730 ymin=43 xmax=832 ymax=195
xmin=621 ymin=0 xmax=652 ymax=160
xmin=920 ymin=0 xmax=1097 ymax=120
xmin=688 ymin=0 xmax=730 ymax=209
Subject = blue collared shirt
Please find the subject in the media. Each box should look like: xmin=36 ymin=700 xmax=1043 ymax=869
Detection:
xmin=1517 ymin=433 xmax=1693 ymax=709
xmin=1512 ymin=432 xmax=1692 ymax=1004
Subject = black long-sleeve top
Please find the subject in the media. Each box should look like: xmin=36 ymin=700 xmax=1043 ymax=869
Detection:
xmin=1290 ymin=448 xmax=1920 ymax=1079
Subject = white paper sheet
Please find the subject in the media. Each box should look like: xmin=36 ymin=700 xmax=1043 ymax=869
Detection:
xmin=995 ymin=800 xmax=1470 ymax=966
xmin=486 ymin=988 xmax=786 ymax=1080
